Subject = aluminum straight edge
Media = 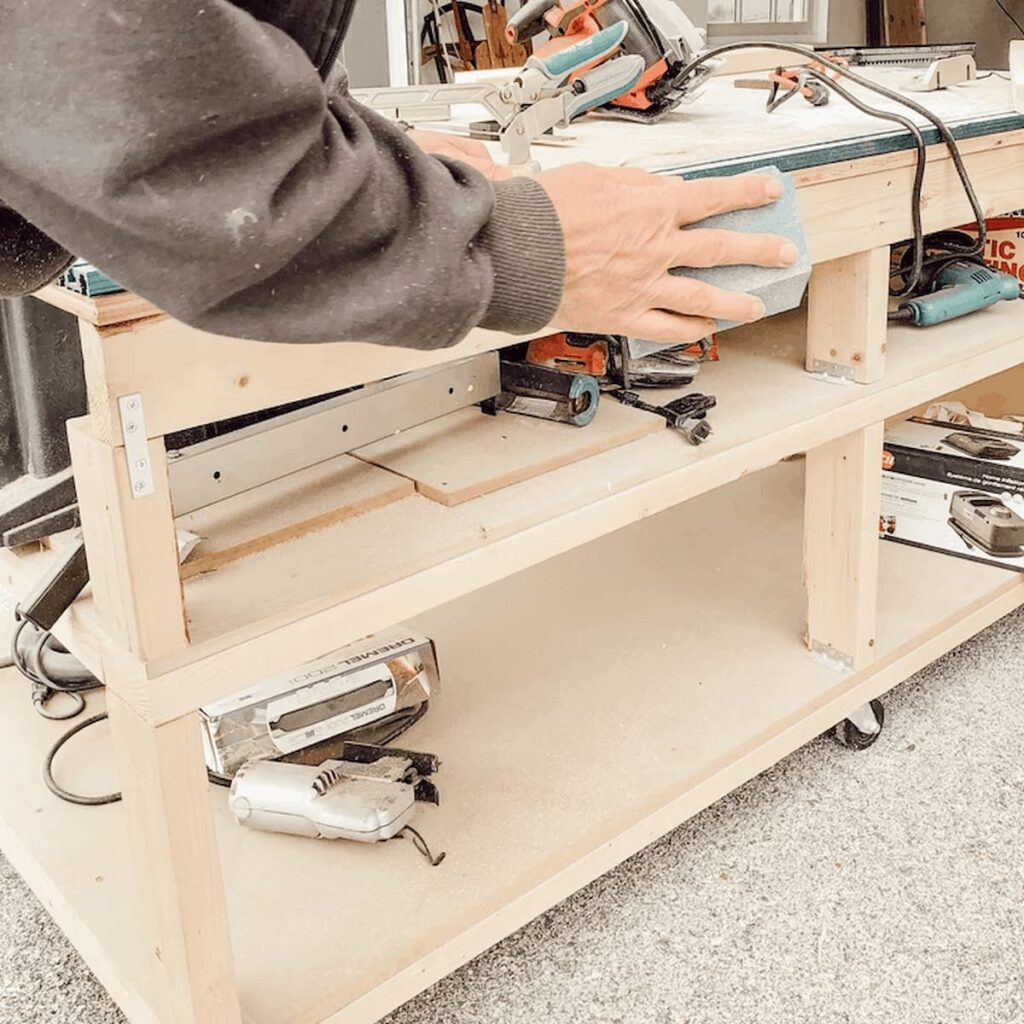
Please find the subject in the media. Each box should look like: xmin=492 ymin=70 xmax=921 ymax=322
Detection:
xmin=166 ymin=354 xmax=501 ymax=515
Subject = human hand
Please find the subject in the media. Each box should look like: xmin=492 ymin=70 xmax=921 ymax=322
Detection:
xmin=537 ymin=165 xmax=797 ymax=342
xmin=406 ymin=128 xmax=514 ymax=180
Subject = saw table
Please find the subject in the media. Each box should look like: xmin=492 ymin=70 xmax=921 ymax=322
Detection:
xmin=1 ymin=67 xmax=1023 ymax=1024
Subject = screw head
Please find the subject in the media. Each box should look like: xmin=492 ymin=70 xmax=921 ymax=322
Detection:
xmin=126 ymin=398 xmax=139 ymax=411
xmin=135 ymin=459 xmax=148 ymax=469
xmin=133 ymin=481 xmax=145 ymax=493
xmin=125 ymin=421 xmax=138 ymax=434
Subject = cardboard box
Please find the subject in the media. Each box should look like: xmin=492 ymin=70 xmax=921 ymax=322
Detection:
xmin=200 ymin=626 xmax=440 ymax=775
xmin=961 ymin=211 xmax=1024 ymax=287
xmin=881 ymin=419 xmax=1024 ymax=571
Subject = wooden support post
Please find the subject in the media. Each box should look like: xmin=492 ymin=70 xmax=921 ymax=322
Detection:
xmin=106 ymin=692 xmax=242 ymax=1024
xmin=883 ymin=0 xmax=927 ymax=45
xmin=806 ymin=246 xmax=890 ymax=385
xmin=803 ymin=423 xmax=884 ymax=670
xmin=67 ymin=417 xmax=188 ymax=661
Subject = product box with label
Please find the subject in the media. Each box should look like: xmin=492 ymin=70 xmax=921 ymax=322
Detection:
xmin=200 ymin=626 xmax=440 ymax=776
xmin=962 ymin=210 xmax=1024 ymax=287
xmin=881 ymin=419 xmax=1024 ymax=570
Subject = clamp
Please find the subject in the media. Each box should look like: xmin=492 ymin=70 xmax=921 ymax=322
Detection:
xmin=615 ymin=390 xmax=716 ymax=445
xmin=353 ymin=22 xmax=645 ymax=166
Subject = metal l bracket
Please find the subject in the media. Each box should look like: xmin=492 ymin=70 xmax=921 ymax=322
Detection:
xmin=118 ymin=393 xmax=155 ymax=499
xmin=809 ymin=359 xmax=857 ymax=384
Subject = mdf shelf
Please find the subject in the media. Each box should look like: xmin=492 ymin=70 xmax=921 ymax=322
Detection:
xmin=2 ymin=461 xmax=1022 ymax=1024
xmin=78 ymin=304 xmax=1024 ymax=717
xmin=2 ymin=304 xmax=1022 ymax=725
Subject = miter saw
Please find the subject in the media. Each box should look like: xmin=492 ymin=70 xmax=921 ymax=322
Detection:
xmin=506 ymin=0 xmax=721 ymax=122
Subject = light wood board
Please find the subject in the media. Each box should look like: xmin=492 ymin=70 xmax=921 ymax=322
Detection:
xmin=5 ymin=304 xmax=1017 ymax=718
xmin=32 ymin=283 xmax=162 ymax=327
xmin=140 ymin=301 xmax=1024 ymax=715
xmin=2 ymin=461 xmax=1022 ymax=1024
xmin=73 ymin=128 xmax=1024 ymax=446
xmin=176 ymin=456 xmax=413 ymax=580
xmin=353 ymin=401 xmax=663 ymax=506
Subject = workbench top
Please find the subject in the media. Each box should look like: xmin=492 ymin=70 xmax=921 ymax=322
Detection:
xmin=511 ymin=67 xmax=1024 ymax=176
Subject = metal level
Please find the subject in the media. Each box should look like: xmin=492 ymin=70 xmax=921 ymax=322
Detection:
xmin=166 ymin=354 xmax=501 ymax=515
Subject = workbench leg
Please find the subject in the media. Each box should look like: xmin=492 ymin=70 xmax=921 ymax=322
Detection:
xmin=806 ymin=246 xmax=890 ymax=384
xmin=67 ymin=417 xmax=188 ymax=661
xmin=803 ymin=423 xmax=884 ymax=670
xmin=106 ymin=691 xmax=242 ymax=1024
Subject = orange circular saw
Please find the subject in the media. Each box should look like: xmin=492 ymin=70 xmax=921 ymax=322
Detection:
xmin=506 ymin=0 xmax=720 ymax=122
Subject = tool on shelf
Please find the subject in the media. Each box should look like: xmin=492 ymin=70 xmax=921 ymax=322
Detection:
xmin=614 ymin=390 xmax=715 ymax=445
xmin=524 ymin=332 xmax=708 ymax=389
xmin=889 ymin=230 xmax=1023 ymax=327
xmin=228 ymin=743 xmax=445 ymax=864
xmin=489 ymin=359 xmax=601 ymax=426
xmin=353 ymin=22 xmax=645 ymax=166
xmin=57 ymin=259 xmax=123 ymax=297
xmin=506 ymin=0 xmax=720 ymax=122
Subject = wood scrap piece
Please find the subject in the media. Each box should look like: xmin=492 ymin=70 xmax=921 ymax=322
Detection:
xmin=176 ymin=455 xmax=413 ymax=579
xmin=883 ymin=0 xmax=927 ymax=45
xmin=352 ymin=401 xmax=664 ymax=507
xmin=483 ymin=0 xmax=528 ymax=67
xmin=33 ymin=282 xmax=163 ymax=327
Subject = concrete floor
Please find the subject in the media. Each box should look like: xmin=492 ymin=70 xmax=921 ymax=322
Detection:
xmin=2 ymin=606 xmax=1023 ymax=1024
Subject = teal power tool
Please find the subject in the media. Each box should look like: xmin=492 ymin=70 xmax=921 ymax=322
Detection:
xmin=892 ymin=260 xmax=1022 ymax=327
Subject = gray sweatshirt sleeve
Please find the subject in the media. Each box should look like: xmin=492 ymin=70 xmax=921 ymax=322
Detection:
xmin=0 ymin=0 xmax=565 ymax=348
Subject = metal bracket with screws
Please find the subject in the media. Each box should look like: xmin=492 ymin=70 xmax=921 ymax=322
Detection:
xmin=118 ymin=393 xmax=155 ymax=499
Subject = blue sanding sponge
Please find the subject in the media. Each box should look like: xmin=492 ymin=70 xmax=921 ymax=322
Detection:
xmin=671 ymin=165 xmax=811 ymax=333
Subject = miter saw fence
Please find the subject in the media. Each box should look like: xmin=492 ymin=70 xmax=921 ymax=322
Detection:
xmin=507 ymin=0 xmax=721 ymax=121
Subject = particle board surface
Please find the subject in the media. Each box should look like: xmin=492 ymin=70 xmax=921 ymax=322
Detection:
xmin=175 ymin=455 xmax=413 ymax=579
xmin=174 ymin=304 xmax=1024 ymax=668
xmin=1 ymin=463 xmax=1021 ymax=1024
xmin=520 ymin=69 xmax=1021 ymax=176
xmin=352 ymin=400 xmax=663 ymax=506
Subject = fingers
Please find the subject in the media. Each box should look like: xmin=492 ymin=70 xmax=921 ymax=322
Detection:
xmin=457 ymin=156 xmax=515 ymax=181
xmin=628 ymin=310 xmax=717 ymax=345
xmin=670 ymin=229 xmax=798 ymax=269
xmin=448 ymin=137 xmax=493 ymax=162
xmin=654 ymin=275 xmax=765 ymax=324
xmin=666 ymin=173 xmax=783 ymax=225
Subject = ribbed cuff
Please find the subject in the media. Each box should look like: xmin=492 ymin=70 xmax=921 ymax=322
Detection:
xmin=479 ymin=177 xmax=565 ymax=334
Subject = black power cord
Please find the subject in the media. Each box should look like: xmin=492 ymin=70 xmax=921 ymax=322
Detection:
xmin=994 ymin=0 xmax=1024 ymax=36
xmin=670 ymin=41 xmax=989 ymax=299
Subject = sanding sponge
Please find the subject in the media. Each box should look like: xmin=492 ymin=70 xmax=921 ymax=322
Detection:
xmin=674 ymin=164 xmax=810 ymax=333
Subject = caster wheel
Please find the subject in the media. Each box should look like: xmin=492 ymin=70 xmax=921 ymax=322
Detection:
xmin=834 ymin=699 xmax=885 ymax=751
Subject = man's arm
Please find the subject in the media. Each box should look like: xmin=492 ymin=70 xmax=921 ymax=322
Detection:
xmin=0 ymin=0 xmax=563 ymax=348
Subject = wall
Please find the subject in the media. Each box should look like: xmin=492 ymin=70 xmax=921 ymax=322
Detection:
xmin=827 ymin=0 xmax=867 ymax=45
xmin=925 ymin=2 xmax=1019 ymax=69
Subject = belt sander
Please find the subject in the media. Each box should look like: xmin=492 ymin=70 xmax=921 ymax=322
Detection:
xmin=507 ymin=0 xmax=720 ymax=121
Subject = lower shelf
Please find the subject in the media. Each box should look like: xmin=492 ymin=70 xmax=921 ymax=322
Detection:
xmin=1 ymin=461 xmax=1022 ymax=1024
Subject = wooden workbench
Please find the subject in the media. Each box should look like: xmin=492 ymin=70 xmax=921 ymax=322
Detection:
xmin=1 ymin=69 xmax=1023 ymax=1024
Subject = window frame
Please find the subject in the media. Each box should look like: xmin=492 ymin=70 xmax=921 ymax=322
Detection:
xmin=705 ymin=0 xmax=830 ymax=46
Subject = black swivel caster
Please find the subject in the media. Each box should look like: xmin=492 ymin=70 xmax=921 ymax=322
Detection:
xmin=834 ymin=699 xmax=885 ymax=750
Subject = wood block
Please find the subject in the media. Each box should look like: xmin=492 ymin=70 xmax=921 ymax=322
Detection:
xmin=803 ymin=423 xmax=884 ymax=670
xmin=807 ymin=246 xmax=890 ymax=384
xmin=883 ymin=0 xmax=927 ymax=45
xmin=352 ymin=402 xmax=664 ymax=506
xmin=176 ymin=455 xmax=413 ymax=579
xmin=33 ymin=282 xmax=162 ymax=327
